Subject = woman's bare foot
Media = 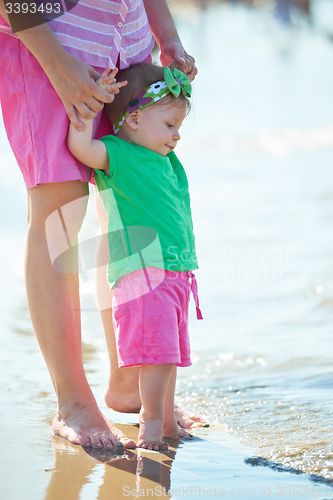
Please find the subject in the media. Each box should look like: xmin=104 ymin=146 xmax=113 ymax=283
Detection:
xmin=137 ymin=409 xmax=169 ymax=451
xmin=52 ymin=402 xmax=136 ymax=449
xmin=105 ymin=370 xmax=141 ymax=413
xmin=105 ymin=386 xmax=141 ymax=413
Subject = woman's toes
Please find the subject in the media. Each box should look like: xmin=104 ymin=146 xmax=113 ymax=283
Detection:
xmin=100 ymin=437 xmax=113 ymax=449
xmin=120 ymin=436 xmax=136 ymax=449
xmin=77 ymin=434 xmax=91 ymax=447
xmin=106 ymin=422 xmax=136 ymax=449
xmin=90 ymin=437 xmax=103 ymax=448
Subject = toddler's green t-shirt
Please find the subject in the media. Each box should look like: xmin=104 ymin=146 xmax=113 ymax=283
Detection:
xmin=94 ymin=135 xmax=198 ymax=288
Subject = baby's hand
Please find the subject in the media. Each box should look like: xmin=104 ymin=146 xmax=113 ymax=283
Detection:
xmin=97 ymin=67 xmax=127 ymax=103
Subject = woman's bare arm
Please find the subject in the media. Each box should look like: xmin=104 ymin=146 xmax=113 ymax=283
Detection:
xmin=143 ymin=0 xmax=197 ymax=81
xmin=0 ymin=0 xmax=114 ymax=129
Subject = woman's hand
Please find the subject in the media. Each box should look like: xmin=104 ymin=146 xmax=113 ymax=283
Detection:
xmin=142 ymin=0 xmax=198 ymax=81
xmin=44 ymin=51 xmax=116 ymax=130
xmin=160 ymin=40 xmax=198 ymax=82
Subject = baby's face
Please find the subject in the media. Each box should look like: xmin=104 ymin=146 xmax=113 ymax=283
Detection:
xmin=134 ymin=102 xmax=186 ymax=156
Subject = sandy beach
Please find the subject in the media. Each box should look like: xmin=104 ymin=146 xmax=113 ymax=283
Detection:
xmin=1 ymin=377 xmax=330 ymax=500
xmin=1 ymin=318 xmax=331 ymax=500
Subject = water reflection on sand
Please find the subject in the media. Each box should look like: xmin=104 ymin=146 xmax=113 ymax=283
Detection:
xmin=46 ymin=436 xmax=175 ymax=500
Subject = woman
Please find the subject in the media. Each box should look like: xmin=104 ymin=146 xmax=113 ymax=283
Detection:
xmin=0 ymin=0 xmax=199 ymax=449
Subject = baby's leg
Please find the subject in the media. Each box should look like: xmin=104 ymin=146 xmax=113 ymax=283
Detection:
xmin=138 ymin=363 xmax=174 ymax=450
xmin=163 ymin=367 xmax=192 ymax=439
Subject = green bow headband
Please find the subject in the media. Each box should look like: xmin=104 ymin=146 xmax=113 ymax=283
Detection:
xmin=113 ymin=67 xmax=192 ymax=135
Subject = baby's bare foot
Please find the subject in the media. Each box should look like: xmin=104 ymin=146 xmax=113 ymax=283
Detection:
xmin=138 ymin=409 xmax=169 ymax=451
xmin=163 ymin=415 xmax=193 ymax=440
xmin=164 ymin=425 xmax=193 ymax=440
xmin=52 ymin=402 xmax=136 ymax=449
xmin=105 ymin=379 xmax=207 ymax=428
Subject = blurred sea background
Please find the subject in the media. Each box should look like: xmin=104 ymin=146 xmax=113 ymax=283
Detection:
xmin=1 ymin=0 xmax=333 ymax=489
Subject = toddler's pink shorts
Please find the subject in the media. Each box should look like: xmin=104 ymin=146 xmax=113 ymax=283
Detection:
xmin=0 ymin=33 xmax=150 ymax=188
xmin=112 ymin=268 xmax=196 ymax=368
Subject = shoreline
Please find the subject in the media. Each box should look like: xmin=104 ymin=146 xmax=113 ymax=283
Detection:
xmin=1 ymin=388 xmax=332 ymax=500
xmin=0 ymin=299 xmax=332 ymax=500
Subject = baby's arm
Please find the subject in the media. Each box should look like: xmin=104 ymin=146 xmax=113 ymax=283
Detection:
xmin=68 ymin=68 xmax=127 ymax=172
xmin=68 ymin=114 xmax=108 ymax=171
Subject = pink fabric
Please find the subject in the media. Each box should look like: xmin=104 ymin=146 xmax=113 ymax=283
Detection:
xmin=0 ymin=33 xmax=151 ymax=188
xmin=0 ymin=0 xmax=154 ymax=70
xmin=0 ymin=34 xmax=93 ymax=188
xmin=189 ymin=271 xmax=203 ymax=320
xmin=112 ymin=268 xmax=193 ymax=368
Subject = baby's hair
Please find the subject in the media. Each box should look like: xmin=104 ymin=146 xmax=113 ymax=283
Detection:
xmin=106 ymin=62 xmax=191 ymax=125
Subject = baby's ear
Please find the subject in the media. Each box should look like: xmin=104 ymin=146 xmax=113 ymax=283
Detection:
xmin=125 ymin=111 xmax=140 ymax=130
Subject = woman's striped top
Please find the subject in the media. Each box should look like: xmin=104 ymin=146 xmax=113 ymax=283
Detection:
xmin=0 ymin=0 xmax=154 ymax=69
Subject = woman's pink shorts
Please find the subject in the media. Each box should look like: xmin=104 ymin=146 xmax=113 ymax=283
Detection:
xmin=112 ymin=268 xmax=194 ymax=368
xmin=0 ymin=33 xmax=151 ymax=189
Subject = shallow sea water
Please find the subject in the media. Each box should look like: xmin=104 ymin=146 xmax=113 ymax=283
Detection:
xmin=1 ymin=0 xmax=333 ymax=492
xmin=173 ymin=0 xmax=333 ymax=484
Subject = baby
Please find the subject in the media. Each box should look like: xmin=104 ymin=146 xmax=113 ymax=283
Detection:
xmin=68 ymin=63 xmax=202 ymax=450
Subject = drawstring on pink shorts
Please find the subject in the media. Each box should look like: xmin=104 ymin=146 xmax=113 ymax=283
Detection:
xmin=188 ymin=272 xmax=203 ymax=320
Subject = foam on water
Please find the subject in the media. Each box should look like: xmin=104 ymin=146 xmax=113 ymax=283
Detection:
xmin=176 ymin=349 xmax=333 ymax=482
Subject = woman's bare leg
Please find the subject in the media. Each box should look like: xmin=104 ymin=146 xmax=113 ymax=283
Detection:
xmin=93 ymin=187 xmax=142 ymax=413
xmin=25 ymin=180 xmax=135 ymax=449
xmin=101 ymin=308 xmax=142 ymax=412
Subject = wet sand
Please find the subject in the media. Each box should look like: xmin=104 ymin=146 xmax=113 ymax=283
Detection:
xmin=0 ymin=259 xmax=330 ymax=500
xmin=0 ymin=298 xmax=329 ymax=500
xmin=1 ymin=354 xmax=329 ymax=500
